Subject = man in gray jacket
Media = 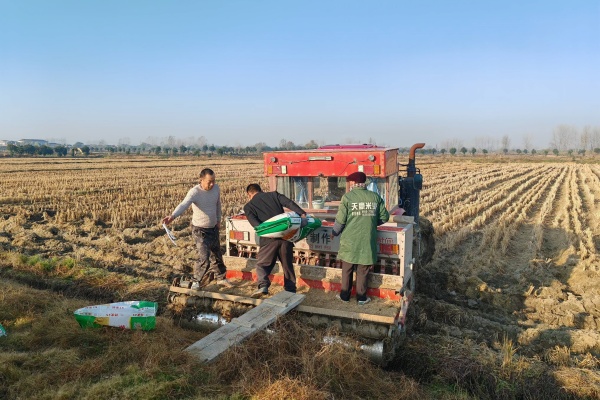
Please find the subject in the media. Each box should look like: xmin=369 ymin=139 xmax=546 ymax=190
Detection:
xmin=163 ymin=168 xmax=233 ymax=290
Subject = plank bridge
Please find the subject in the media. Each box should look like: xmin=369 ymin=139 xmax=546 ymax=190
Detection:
xmin=185 ymin=291 xmax=305 ymax=363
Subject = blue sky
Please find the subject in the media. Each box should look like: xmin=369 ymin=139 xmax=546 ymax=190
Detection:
xmin=1 ymin=0 xmax=598 ymax=149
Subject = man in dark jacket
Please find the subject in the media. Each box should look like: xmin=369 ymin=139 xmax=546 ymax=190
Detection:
xmin=243 ymin=184 xmax=307 ymax=297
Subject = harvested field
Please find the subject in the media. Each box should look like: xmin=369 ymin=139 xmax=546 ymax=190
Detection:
xmin=1 ymin=155 xmax=599 ymax=399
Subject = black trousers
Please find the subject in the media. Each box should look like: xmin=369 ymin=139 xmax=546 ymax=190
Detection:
xmin=339 ymin=261 xmax=370 ymax=302
xmin=192 ymin=226 xmax=226 ymax=281
xmin=255 ymin=239 xmax=296 ymax=293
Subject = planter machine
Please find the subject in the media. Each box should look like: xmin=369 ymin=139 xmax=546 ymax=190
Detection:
xmin=168 ymin=143 xmax=432 ymax=366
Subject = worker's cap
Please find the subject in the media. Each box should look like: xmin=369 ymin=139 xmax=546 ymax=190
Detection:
xmin=347 ymin=171 xmax=366 ymax=183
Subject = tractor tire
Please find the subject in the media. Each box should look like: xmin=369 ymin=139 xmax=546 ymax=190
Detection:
xmin=413 ymin=217 xmax=435 ymax=268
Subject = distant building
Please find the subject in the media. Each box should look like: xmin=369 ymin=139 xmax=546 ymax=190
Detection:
xmin=17 ymin=139 xmax=48 ymax=146
xmin=0 ymin=140 xmax=16 ymax=147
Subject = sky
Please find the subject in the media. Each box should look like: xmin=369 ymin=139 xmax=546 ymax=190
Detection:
xmin=1 ymin=0 xmax=599 ymax=149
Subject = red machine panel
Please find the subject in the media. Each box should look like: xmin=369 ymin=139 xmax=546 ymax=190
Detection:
xmin=263 ymin=145 xmax=398 ymax=178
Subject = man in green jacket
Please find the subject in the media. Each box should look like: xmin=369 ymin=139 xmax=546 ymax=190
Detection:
xmin=332 ymin=172 xmax=389 ymax=305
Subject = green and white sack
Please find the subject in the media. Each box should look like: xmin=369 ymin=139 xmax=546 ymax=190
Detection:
xmin=255 ymin=212 xmax=321 ymax=242
xmin=74 ymin=301 xmax=157 ymax=331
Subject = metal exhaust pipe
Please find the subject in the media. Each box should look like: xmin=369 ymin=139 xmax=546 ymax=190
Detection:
xmin=323 ymin=335 xmax=386 ymax=366
xmin=194 ymin=312 xmax=228 ymax=327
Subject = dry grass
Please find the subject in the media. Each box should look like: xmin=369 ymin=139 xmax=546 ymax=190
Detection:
xmin=391 ymin=334 xmax=592 ymax=400
xmin=0 ymin=280 xmax=213 ymax=400
xmin=1 ymin=279 xmax=429 ymax=399
xmin=210 ymin=318 xmax=425 ymax=400
xmin=0 ymin=250 xmax=166 ymax=305
xmin=554 ymin=367 xmax=600 ymax=399
xmin=545 ymin=345 xmax=573 ymax=367
xmin=500 ymin=335 xmax=518 ymax=370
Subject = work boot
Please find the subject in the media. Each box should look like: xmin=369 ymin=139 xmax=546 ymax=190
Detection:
xmin=357 ymin=297 xmax=371 ymax=306
xmin=251 ymin=287 xmax=268 ymax=298
xmin=336 ymin=294 xmax=349 ymax=303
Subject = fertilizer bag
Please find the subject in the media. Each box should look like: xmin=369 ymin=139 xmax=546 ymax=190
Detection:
xmin=255 ymin=212 xmax=321 ymax=242
xmin=74 ymin=301 xmax=157 ymax=331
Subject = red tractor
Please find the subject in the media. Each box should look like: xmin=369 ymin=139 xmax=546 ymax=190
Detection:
xmin=168 ymin=143 xmax=434 ymax=366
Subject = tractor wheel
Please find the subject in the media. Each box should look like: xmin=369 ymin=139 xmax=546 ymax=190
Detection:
xmin=413 ymin=217 xmax=435 ymax=268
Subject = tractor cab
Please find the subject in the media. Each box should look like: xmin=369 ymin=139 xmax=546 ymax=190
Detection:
xmin=263 ymin=144 xmax=399 ymax=218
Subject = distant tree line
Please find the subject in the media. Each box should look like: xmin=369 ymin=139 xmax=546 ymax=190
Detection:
xmin=5 ymin=124 xmax=600 ymax=158
xmin=2 ymin=139 xmax=322 ymax=158
xmin=5 ymin=143 xmax=75 ymax=157
xmin=410 ymin=146 xmax=600 ymax=157
xmin=410 ymin=124 xmax=600 ymax=157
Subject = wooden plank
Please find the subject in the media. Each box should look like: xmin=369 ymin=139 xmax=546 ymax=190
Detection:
xmin=187 ymin=324 xmax=253 ymax=363
xmin=263 ymin=290 xmax=296 ymax=306
xmin=231 ymin=293 xmax=299 ymax=329
xmin=168 ymin=287 xmax=261 ymax=305
xmin=295 ymin=305 xmax=396 ymax=325
xmin=185 ymin=291 xmax=305 ymax=363
xmin=169 ymin=286 xmax=397 ymax=324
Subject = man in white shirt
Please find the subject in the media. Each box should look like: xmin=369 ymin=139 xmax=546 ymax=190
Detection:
xmin=162 ymin=168 xmax=232 ymax=290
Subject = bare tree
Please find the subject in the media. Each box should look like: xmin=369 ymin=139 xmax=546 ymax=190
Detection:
xmin=474 ymin=135 xmax=497 ymax=152
xmin=196 ymin=136 xmax=207 ymax=149
xmin=167 ymin=136 xmax=176 ymax=147
xmin=305 ymin=140 xmax=319 ymax=149
xmin=144 ymin=136 xmax=158 ymax=146
xmin=522 ymin=134 xmax=532 ymax=151
xmin=501 ymin=135 xmax=511 ymax=152
xmin=440 ymin=139 xmax=464 ymax=152
xmin=234 ymin=141 xmax=242 ymax=154
xmin=255 ymin=142 xmax=267 ymax=153
xmin=580 ymin=125 xmax=592 ymax=151
xmin=591 ymin=126 xmax=600 ymax=150
xmin=551 ymin=125 xmax=577 ymax=151
xmin=279 ymin=139 xmax=295 ymax=149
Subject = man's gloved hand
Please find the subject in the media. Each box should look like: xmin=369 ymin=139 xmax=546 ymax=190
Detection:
xmin=331 ymin=221 xmax=344 ymax=238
